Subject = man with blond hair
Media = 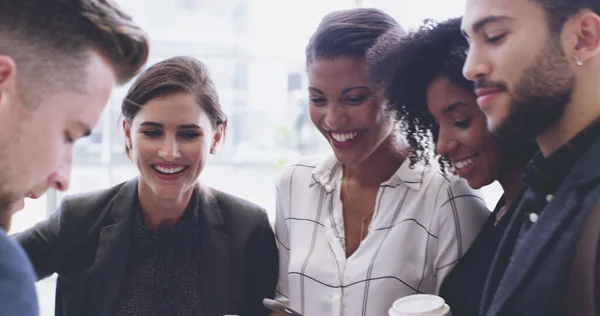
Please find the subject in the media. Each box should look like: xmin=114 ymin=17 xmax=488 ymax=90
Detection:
xmin=0 ymin=0 xmax=149 ymax=314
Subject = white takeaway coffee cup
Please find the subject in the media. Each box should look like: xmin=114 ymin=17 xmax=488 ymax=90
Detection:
xmin=388 ymin=294 xmax=451 ymax=316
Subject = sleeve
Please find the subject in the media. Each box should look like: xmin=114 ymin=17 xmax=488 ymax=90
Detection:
xmin=595 ymin=236 xmax=600 ymax=314
xmin=13 ymin=198 xmax=77 ymax=280
xmin=0 ymin=231 xmax=40 ymax=316
xmin=274 ymin=184 xmax=291 ymax=302
xmin=245 ymin=209 xmax=279 ymax=316
xmin=433 ymin=178 xmax=490 ymax=292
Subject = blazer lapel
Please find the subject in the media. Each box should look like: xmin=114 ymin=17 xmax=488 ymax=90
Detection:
xmin=87 ymin=179 xmax=138 ymax=316
xmin=487 ymin=136 xmax=600 ymax=316
xmin=479 ymin=198 xmax=527 ymax=316
xmin=197 ymin=190 xmax=230 ymax=316
xmin=486 ymin=190 xmax=577 ymax=316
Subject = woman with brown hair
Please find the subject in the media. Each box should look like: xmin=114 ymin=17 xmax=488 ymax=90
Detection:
xmin=15 ymin=56 xmax=278 ymax=316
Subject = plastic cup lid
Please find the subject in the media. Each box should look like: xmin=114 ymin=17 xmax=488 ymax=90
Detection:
xmin=391 ymin=294 xmax=448 ymax=316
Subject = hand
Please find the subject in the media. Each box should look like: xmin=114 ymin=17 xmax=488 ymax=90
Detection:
xmin=268 ymin=312 xmax=283 ymax=316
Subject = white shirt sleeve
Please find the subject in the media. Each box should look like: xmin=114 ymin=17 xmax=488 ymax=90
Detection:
xmin=432 ymin=177 xmax=490 ymax=293
xmin=274 ymin=170 xmax=291 ymax=301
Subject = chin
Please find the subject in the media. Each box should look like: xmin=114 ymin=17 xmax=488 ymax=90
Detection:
xmin=487 ymin=106 xmax=512 ymax=132
xmin=467 ymin=174 xmax=496 ymax=190
xmin=486 ymin=116 xmax=502 ymax=134
xmin=148 ymin=185 xmax=184 ymax=199
xmin=332 ymin=150 xmax=360 ymax=166
xmin=465 ymin=177 xmax=486 ymax=190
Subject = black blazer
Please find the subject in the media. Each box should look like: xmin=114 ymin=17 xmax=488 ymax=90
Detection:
xmin=479 ymin=133 xmax=600 ymax=316
xmin=15 ymin=179 xmax=278 ymax=316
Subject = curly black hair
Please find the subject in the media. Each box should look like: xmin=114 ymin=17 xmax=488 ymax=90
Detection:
xmin=367 ymin=17 xmax=469 ymax=171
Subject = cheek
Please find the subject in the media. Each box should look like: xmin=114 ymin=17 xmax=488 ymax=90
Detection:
xmin=360 ymin=102 xmax=388 ymax=130
xmin=482 ymin=136 xmax=503 ymax=165
xmin=493 ymin=48 xmax=527 ymax=87
xmin=308 ymin=106 xmax=321 ymax=126
xmin=185 ymin=140 xmax=211 ymax=160
xmin=35 ymin=125 xmax=65 ymax=177
xmin=130 ymin=137 xmax=155 ymax=161
xmin=458 ymin=129 xmax=487 ymax=152
xmin=460 ymin=116 xmax=489 ymax=149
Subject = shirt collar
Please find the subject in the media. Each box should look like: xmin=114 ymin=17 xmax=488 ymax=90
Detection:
xmin=523 ymin=118 xmax=600 ymax=195
xmin=311 ymin=154 xmax=425 ymax=192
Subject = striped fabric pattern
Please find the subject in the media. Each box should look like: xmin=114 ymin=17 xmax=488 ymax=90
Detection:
xmin=274 ymin=155 xmax=489 ymax=316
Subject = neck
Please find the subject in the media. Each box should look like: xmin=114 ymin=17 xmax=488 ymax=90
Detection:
xmin=137 ymin=179 xmax=195 ymax=230
xmin=496 ymin=167 xmax=525 ymax=209
xmin=345 ymin=133 xmax=408 ymax=186
xmin=537 ymin=70 xmax=600 ymax=157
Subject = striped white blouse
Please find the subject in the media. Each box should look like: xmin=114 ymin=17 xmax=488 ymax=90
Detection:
xmin=274 ymin=154 xmax=489 ymax=316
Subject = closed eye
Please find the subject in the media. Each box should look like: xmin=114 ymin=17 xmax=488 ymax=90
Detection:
xmin=486 ymin=33 xmax=507 ymax=44
xmin=310 ymin=97 xmax=326 ymax=106
xmin=142 ymin=130 xmax=162 ymax=138
xmin=178 ymin=131 xmax=201 ymax=139
xmin=454 ymin=118 xmax=472 ymax=129
xmin=344 ymin=95 xmax=368 ymax=105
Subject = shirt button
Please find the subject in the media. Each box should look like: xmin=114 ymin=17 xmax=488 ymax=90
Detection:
xmin=546 ymin=194 xmax=554 ymax=202
xmin=529 ymin=212 xmax=539 ymax=223
xmin=325 ymin=184 xmax=333 ymax=192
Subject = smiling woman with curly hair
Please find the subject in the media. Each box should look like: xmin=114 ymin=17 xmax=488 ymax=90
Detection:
xmin=367 ymin=17 xmax=538 ymax=316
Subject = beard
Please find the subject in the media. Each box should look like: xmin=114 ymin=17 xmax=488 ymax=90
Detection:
xmin=491 ymin=132 xmax=539 ymax=173
xmin=483 ymin=34 xmax=575 ymax=143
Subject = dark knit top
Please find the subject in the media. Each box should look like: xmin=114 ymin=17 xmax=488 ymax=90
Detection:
xmin=116 ymin=194 xmax=204 ymax=316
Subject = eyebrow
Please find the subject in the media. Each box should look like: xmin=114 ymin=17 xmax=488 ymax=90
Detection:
xmin=308 ymin=86 xmax=370 ymax=95
xmin=308 ymin=87 xmax=324 ymax=94
xmin=442 ymin=101 xmax=470 ymax=115
xmin=140 ymin=122 xmax=201 ymax=129
xmin=462 ymin=15 xmax=515 ymax=38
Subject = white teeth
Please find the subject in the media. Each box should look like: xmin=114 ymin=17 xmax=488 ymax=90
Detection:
xmin=153 ymin=165 xmax=185 ymax=174
xmin=331 ymin=132 xmax=359 ymax=142
xmin=455 ymin=156 xmax=476 ymax=169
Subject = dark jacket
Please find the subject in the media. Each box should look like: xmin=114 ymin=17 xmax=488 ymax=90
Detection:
xmin=15 ymin=179 xmax=278 ymax=316
xmin=480 ymin=134 xmax=600 ymax=316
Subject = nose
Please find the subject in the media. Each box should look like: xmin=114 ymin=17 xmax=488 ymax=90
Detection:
xmin=48 ymin=150 xmax=73 ymax=192
xmin=323 ymin=103 xmax=349 ymax=130
xmin=158 ymin=136 xmax=181 ymax=161
xmin=435 ymin=127 xmax=459 ymax=157
xmin=462 ymin=45 xmax=490 ymax=82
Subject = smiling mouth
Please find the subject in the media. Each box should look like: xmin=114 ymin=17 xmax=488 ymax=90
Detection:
xmin=330 ymin=131 xmax=360 ymax=142
xmin=328 ymin=130 xmax=365 ymax=150
xmin=454 ymin=155 xmax=478 ymax=170
xmin=151 ymin=165 xmax=188 ymax=175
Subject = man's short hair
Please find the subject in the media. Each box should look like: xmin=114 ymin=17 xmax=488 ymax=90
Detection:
xmin=0 ymin=0 xmax=149 ymax=100
xmin=533 ymin=0 xmax=600 ymax=33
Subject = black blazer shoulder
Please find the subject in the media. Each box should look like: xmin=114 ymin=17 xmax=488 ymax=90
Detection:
xmin=212 ymin=189 xmax=270 ymax=229
xmin=15 ymin=179 xmax=278 ymax=316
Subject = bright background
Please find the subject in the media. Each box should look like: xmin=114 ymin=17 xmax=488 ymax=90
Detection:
xmin=8 ymin=1 xmax=502 ymax=315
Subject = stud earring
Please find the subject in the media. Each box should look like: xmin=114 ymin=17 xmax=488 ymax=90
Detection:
xmin=575 ymin=56 xmax=584 ymax=66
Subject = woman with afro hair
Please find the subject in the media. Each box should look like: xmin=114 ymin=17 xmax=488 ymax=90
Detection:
xmin=367 ymin=17 xmax=537 ymax=316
